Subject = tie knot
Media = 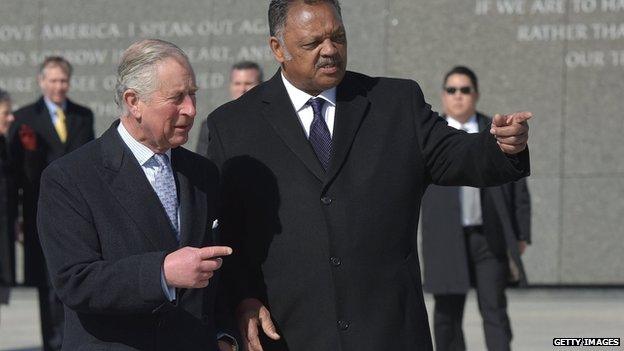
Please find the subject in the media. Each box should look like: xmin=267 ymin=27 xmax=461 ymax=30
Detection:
xmin=153 ymin=153 xmax=170 ymax=168
xmin=56 ymin=109 xmax=66 ymax=120
xmin=307 ymin=97 xmax=326 ymax=116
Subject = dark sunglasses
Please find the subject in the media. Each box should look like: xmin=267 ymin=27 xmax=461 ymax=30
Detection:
xmin=444 ymin=86 xmax=473 ymax=95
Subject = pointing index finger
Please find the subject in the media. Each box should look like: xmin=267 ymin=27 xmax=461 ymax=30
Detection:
xmin=506 ymin=111 xmax=533 ymax=124
xmin=199 ymin=246 xmax=233 ymax=260
xmin=492 ymin=113 xmax=507 ymax=127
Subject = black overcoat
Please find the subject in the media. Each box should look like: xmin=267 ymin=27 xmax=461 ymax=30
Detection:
xmin=421 ymin=113 xmax=532 ymax=294
xmin=207 ymin=71 xmax=530 ymax=351
xmin=36 ymin=122 xmax=222 ymax=350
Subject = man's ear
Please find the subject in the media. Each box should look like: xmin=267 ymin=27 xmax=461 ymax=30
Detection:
xmin=269 ymin=36 xmax=286 ymax=64
xmin=123 ymin=90 xmax=141 ymax=119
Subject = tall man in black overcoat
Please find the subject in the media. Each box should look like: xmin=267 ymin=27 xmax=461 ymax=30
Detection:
xmin=421 ymin=66 xmax=531 ymax=351
xmin=206 ymin=1 xmax=533 ymax=350
xmin=9 ymin=56 xmax=94 ymax=351
xmin=36 ymin=39 xmax=234 ymax=351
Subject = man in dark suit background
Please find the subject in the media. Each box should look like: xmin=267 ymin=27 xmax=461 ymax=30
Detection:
xmin=196 ymin=61 xmax=263 ymax=157
xmin=8 ymin=56 xmax=94 ymax=351
xmin=421 ymin=66 xmax=531 ymax=351
xmin=206 ymin=1 xmax=533 ymax=350
xmin=36 ymin=39 xmax=234 ymax=351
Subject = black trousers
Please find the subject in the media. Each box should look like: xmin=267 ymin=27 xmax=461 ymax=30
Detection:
xmin=433 ymin=230 xmax=512 ymax=351
xmin=38 ymin=282 xmax=64 ymax=351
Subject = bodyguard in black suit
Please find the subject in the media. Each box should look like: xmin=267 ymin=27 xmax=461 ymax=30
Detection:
xmin=421 ymin=66 xmax=531 ymax=351
xmin=8 ymin=56 xmax=94 ymax=351
xmin=196 ymin=61 xmax=263 ymax=157
xmin=206 ymin=2 xmax=533 ymax=350
xmin=36 ymin=40 xmax=233 ymax=351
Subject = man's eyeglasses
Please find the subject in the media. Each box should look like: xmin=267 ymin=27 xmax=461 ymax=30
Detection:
xmin=444 ymin=86 xmax=473 ymax=95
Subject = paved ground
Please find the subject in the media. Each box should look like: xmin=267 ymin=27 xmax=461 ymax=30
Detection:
xmin=1 ymin=287 xmax=623 ymax=350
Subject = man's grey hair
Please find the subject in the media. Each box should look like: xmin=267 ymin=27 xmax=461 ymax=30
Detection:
xmin=0 ymin=88 xmax=10 ymax=105
xmin=268 ymin=0 xmax=342 ymax=38
xmin=115 ymin=39 xmax=191 ymax=113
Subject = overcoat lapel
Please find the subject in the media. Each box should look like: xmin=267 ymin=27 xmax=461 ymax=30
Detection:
xmin=325 ymin=78 xmax=370 ymax=187
xmin=172 ymin=149 xmax=207 ymax=248
xmin=477 ymin=112 xmax=490 ymax=132
xmin=97 ymin=122 xmax=178 ymax=251
xmin=260 ymin=72 xmax=325 ymax=182
xmin=64 ymin=99 xmax=81 ymax=148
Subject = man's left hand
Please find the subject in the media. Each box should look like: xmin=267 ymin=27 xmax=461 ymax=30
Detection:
xmin=490 ymin=111 xmax=532 ymax=154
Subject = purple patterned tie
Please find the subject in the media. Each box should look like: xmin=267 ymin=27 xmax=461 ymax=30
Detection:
xmin=308 ymin=98 xmax=332 ymax=171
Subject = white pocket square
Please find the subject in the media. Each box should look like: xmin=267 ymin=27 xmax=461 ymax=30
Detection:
xmin=212 ymin=219 xmax=219 ymax=229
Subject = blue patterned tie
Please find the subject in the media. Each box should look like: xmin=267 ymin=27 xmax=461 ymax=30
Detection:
xmin=152 ymin=153 xmax=179 ymax=241
xmin=308 ymin=97 xmax=332 ymax=171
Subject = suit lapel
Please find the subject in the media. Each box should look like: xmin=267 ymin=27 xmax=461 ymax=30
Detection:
xmin=172 ymin=149 xmax=207 ymax=248
xmin=98 ymin=122 xmax=178 ymax=251
xmin=64 ymin=99 xmax=80 ymax=149
xmin=477 ymin=112 xmax=491 ymax=132
xmin=325 ymin=76 xmax=370 ymax=186
xmin=260 ymin=71 xmax=325 ymax=181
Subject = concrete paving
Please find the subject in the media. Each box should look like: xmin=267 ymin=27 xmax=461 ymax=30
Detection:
xmin=0 ymin=288 xmax=623 ymax=350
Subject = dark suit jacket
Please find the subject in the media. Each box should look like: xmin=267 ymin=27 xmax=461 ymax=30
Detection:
xmin=36 ymin=122 xmax=221 ymax=350
xmin=421 ymin=113 xmax=531 ymax=294
xmin=9 ymin=97 xmax=94 ymax=286
xmin=207 ymin=70 xmax=530 ymax=351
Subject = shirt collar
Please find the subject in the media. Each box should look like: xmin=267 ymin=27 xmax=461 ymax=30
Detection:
xmin=43 ymin=96 xmax=67 ymax=115
xmin=281 ymin=72 xmax=336 ymax=112
xmin=117 ymin=120 xmax=171 ymax=167
xmin=446 ymin=114 xmax=478 ymax=131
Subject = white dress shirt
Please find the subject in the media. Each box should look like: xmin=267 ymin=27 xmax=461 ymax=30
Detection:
xmin=117 ymin=121 xmax=177 ymax=301
xmin=446 ymin=115 xmax=483 ymax=227
xmin=281 ymin=73 xmax=336 ymax=138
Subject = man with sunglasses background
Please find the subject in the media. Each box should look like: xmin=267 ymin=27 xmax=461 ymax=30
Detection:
xmin=420 ymin=66 xmax=532 ymax=351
